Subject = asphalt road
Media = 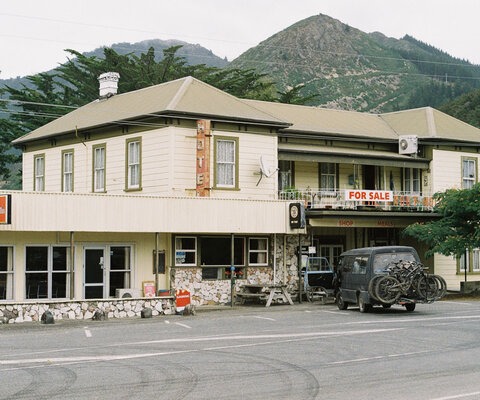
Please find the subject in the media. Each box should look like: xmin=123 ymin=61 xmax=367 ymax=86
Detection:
xmin=1 ymin=299 xmax=480 ymax=400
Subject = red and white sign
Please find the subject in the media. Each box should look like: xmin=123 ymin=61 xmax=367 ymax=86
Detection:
xmin=345 ymin=190 xmax=393 ymax=202
xmin=0 ymin=195 xmax=8 ymax=224
xmin=175 ymin=289 xmax=191 ymax=311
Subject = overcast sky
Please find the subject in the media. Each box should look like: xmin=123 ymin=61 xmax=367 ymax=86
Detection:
xmin=1 ymin=0 xmax=479 ymax=79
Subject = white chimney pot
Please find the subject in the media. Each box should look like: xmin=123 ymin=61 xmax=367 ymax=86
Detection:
xmin=98 ymin=72 xmax=120 ymax=98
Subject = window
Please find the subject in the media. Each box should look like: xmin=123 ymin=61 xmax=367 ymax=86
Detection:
xmin=25 ymin=246 xmax=70 ymax=299
xmin=62 ymin=150 xmax=74 ymax=192
xmin=319 ymin=163 xmax=337 ymax=192
xmin=34 ymin=154 xmax=45 ymax=191
xmin=473 ymin=249 xmax=480 ymax=272
xmin=175 ymin=237 xmax=197 ymax=266
xmin=215 ymin=136 xmax=238 ymax=189
xmin=462 ymin=158 xmax=477 ymax=189
xmin=278 ymin=160 xmax=294 ymax=191
xmin=126 ymin=138 xmax=141 ymax=190
xmin=199 ymin=237 xmax=245 ymax=280
xmin=0 ymin=247 xmax=14 ymax=300
xmin=404 ymin=168 xmax=421 ymax=193
xmin=109 ymin=246 xmax=132 ymax=297
xmin=248 ymin=238 xmax=268 ymax=266
xmin=93 ymin=144 xmax=106 ymax=192
xmin=460 ymin=250 xmax=469 ymax=272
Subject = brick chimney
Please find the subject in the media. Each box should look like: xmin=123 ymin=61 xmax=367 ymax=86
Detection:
xmin=98 ymin=72 xmax=120 ymax=98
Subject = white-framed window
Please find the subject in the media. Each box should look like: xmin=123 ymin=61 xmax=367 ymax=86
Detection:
xmin=175 ymin=237 xmax=197 ymax=266
xmin=34 ymin=154 xmax=45 ymax=191
xmin=473 ymin=249 xmax=480 ymax=272
xmin=126 ymin=138 xmax=141 ymax=190
xmin=62 ymin=150 xmax=74 ymax=192
xmin=93 ymin=145 xmax=106 ymax=192
xmin=215 ymin=137 xmax=238 ymax=189
xmin=460 ymin=249 xmax=469 ymax=272
xmin=404 ymin=168 xmax=421 ymax=193
xmin=25 ymin=245 xmax=70 ymax=299
xmin=320 ymin=163 xmax=337 ymax=192
xmin=108 ymin=246 xmax=132 ymax=297
xmin=0 ymin=246 xmax=14 ymax=300
xmin=462 ymin=158 xmax=477 ymax=189
xmin=248 ymin=238 xmax=268 ymax=266
xmin=278 ymin=160 xmax=294 ymax=191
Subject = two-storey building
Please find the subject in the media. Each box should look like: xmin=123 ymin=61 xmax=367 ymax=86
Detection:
xmin=1 ymin=74 xmax=480 ymax=309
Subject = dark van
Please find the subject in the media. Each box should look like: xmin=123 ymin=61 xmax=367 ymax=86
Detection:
xmin=335 ymin=246 xmax=420 ymax=312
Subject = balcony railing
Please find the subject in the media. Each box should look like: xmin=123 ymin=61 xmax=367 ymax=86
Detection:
xmin=279 ymin=188 xmax=435 ymax=212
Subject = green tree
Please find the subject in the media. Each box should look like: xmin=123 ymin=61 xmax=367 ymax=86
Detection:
xmin=403 ymin=184 xmax=480 ymax=258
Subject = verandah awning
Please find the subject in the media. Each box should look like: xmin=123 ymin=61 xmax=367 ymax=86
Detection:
xmin=278 ymin=143 xmax=430 ymax=169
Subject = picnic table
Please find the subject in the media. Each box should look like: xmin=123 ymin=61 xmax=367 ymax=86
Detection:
xmin=236 ymin=283 xmax=294 ymax=307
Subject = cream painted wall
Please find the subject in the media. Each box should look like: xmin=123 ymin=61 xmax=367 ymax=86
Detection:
xmin=0 ymin=231 xmax=171 ymax=302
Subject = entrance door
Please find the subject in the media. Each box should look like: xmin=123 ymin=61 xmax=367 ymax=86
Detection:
xmin=84 ymin=248 xmax=105 ymax=299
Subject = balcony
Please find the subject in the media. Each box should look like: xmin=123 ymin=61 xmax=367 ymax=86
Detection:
xmin=279 ymin=188 xmax=435 ymax=212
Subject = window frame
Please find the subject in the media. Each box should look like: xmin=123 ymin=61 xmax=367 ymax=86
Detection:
xmin=0 ymin=246 xmax=14 ymax=301
xmin=25 ymin=245 xmax=70 ymax=299
xmin=319 ymin=162 xmax=338 ymax=193
xmin=214 ymin=136 xmax=239 ymax=190
xmin=92 ymin=144 xmax=106 ymax=193
xmin=61 ymin=149 xmax=74 ymax=192
xmin=125 ymin=137 xmax=142 ymax=191
xmin=248 ymin=237 xmax=269 ymax=266
xmin=33 ymin=153 xmax=45 ymax=192
xmin=462 ymin=157 xmax=477 ymax=189
xmin=403 ymin=167 xmax=421 ymax=193
xmin=174 ymin=236 xmax=197 ymax=267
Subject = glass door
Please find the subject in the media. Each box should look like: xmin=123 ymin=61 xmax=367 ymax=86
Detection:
xmin=84 ymin=247 xmax=105 ymax=299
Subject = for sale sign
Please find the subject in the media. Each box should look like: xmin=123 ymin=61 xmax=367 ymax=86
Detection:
xmin=345 ymin=190 xmax=393 ymax=202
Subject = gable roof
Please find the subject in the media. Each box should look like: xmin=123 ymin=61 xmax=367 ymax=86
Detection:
xmin=380 ymin=107 xmax=480 ymax=143
xmin=13 ymin=76 xmax=288 ymax=145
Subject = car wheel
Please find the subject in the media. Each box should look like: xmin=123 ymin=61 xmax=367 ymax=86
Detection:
xmin=336 ymin=292 xmax=348 ymax=310
xmin=358 ymin=296 xmax=372 ymax=313
xmin=405 ymin=303 xmax=416 ymax=312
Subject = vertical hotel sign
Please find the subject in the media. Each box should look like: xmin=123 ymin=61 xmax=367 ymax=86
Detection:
xmin=0 ymin=194 xmax=10 ymax=224
xmin=196 ymin=120 xmax=211 ymax=197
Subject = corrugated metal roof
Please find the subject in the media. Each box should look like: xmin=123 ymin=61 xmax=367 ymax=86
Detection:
xmin=245 ymin=99 xmax=398 ymax=139
xmin=13 ymin=76 xmax=288 ymax=145
xmin=380 ymin=107 xmax=480 ymax=143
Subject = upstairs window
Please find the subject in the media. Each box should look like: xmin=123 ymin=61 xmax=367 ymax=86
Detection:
xmin=278 ymin=160 xmax=294 ymax=191
xmin=404 ymin=168 xmax=420 ymax=193
xmin=126 ymin=138 xmax=141 ymax=190
xmin=34 ymin=154 xmax=45 ymax=191
xmin=462 ymin=158 xmax=477 ymax=189
xmin=62 ymin=150 xmax=74 ymax=192
xmin=215 ymin=137 xmax=238 ymax=189
xmin=93 ymin=144 xmax=106 ymax=192
xmin=319 ymin=163 xmax=337 ymax=192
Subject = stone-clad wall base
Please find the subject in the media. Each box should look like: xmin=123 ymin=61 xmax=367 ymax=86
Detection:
xmin=0 ymin=297 xmax=175 ymax=324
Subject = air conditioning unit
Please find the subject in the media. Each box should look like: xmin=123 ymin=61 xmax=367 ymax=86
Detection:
xmin=116 ymin=288 xmax=142 ymax=299
xmin=398 ymin=135 xmax=418 ymax=155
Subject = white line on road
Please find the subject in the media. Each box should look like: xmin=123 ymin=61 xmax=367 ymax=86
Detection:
xmin=84 ymin=328 xmax=92 ymax=338
xmin=252 ymin=316 xmax=276 ymax=321
xmin=430 ymin=392 xmax=480 ymax=400
xmin=174 ymin=322 xmax=192 ymax=329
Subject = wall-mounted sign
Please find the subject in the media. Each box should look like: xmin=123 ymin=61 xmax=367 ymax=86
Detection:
xmin=289 ymin=202 xmax=305 ymax=229
xmin=196 ymin=120 xmax=211 ymax=197
xmin=345 ymin=190 xmax=393 ymax=202
xmin=0 ymin=195 xmax=10 ymax=224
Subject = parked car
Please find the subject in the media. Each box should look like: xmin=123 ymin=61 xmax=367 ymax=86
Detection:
xmin=335 ymin=246 xmax=422 ymax=312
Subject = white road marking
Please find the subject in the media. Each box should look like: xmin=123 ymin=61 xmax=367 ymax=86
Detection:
xmin=84 ymin=328 xmax=92 ymax=338
xmin=174 ymin=322 xmax=192 ymax=329
xmin=252 ymin=316 xmax=276 ymax=321
xmin=164 ymin=320 xmax=170 ymax=324
xmin=329 ymin=349 xmax=432 ymax=365
xmin=430 ymin=392 xmax=480 ymax=400
xmin=0 ymin=327 xmax=400 ymax=367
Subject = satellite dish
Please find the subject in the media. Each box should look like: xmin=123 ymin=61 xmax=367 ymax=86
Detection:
xmin=257 ymin=155 xmax=278 ymax=186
